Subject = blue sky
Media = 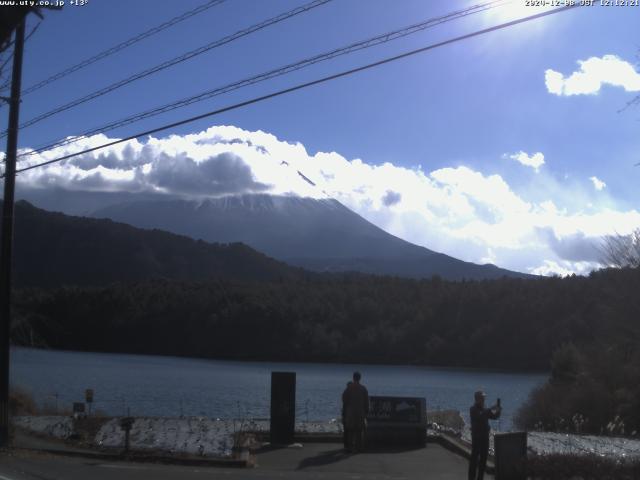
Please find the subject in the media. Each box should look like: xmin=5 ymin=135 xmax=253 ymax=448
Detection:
xmin=2 ymin=0 xmax=639 ymax=275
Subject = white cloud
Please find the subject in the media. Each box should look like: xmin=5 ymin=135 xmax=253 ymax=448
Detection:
xmin=529 ymin=260 xmax=597 ymax=277
xmin=505 ymin=151 xmax=545 ymax=171
xmin=545 ymin=54 xmax=640 ymax=96
xmin=590 ymin=176 xmax=606 ymax=191
xmin=545 ymin=69 xmax=564 ymax=95
xmin=15 ymin=125 xmax=640 ymax=276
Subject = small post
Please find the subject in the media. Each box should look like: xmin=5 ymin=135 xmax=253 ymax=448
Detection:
xmin=85 ymin=389 xmax=93 ymax=416
xmin=119 ymin=416 xmax=135 ymax=454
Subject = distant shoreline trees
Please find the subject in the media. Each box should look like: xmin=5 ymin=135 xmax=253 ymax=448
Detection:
xmin=11 ymin=265 xmax=639 ymax=371
xmin=514 ymin=230 xmax=640 ymax=436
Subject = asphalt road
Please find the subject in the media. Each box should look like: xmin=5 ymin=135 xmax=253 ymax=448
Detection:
xmin=0 ymin=442 xmax=481 ymax=480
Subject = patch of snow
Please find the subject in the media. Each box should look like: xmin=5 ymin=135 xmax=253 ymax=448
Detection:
xmin=96 ymin=417 xmax=235 ymax=457
xmin=13 ymin=415 xmax=74 ymax=439
xmin=94 ymin=417 xmax=341 ymax=457
xmin=527 ymin=432 xmax=640 ymax=458
xmin=459 ymin=427 xmax=640 ymax=459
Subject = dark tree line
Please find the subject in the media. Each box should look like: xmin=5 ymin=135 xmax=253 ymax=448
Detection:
xmin=11 ymin=267 xmax=640 ymax=374
xmin=4 ymin=200 xmax=301 ymax=288
xmin=512 ymin=231 xmax=640 ymax=436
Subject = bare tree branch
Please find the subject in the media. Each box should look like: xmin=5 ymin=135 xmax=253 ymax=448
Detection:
xmin=600 ymin=229 xmax=640 ymax=268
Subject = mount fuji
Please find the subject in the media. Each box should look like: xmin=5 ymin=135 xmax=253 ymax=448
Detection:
xmin=85 ymin=193 xmax=529 ymax=280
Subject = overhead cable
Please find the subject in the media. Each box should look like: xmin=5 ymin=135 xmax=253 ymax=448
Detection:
xmin=18 ymin=0 xmax=507 ymax=158
xmin=9 ymin=4 xmax=579 ymax=177
xmin=2 ymin=0 xmax=333 ymax=138
xmin=10 ymin=0 xmax=227 ymax=96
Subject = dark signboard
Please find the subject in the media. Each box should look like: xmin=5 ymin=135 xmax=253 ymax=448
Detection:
xmin=85 ymin=389 xmax=94 ymax=403
xmin=366 ymin=396 xmax=427 ymax=446
xmin=494 ymin=432 xmax=528 ymax=480
xmin=368 ymin=396 xmax=426 ymax=424
xmin=270 ymin=372 xmax=296 ymax=445
xmin=72 ymin=402 xmax=85 ymax=413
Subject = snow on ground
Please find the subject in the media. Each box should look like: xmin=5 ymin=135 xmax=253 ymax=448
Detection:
xmin=527 ymin=431 xmax=640 ymax=458
xmin=96 ymin=417 xmax=235 ymax=456
xmin=13 ymin=416 xmax=74 ymax=439
xmin=15 ymin=415 xmax=640 ymax=459
xmin=14 ymin=416 xmax=341 ymax=457
xmin=460 ymin=427 xmax=640 ymax=459
xmin=96 ymin=417 xmax=343 ymax=456
xmin=95 ymin=417 xmax=340 ymax=456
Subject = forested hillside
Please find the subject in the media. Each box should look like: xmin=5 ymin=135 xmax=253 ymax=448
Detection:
xmin=5 ymin=201 xmax=300 ymax=287
xmin=12 ymin=266 xmax=640 ymax=372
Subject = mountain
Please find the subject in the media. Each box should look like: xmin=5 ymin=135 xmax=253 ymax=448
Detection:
xmin=91 ymin=194 xmax=530 ymax=280
xmin=4 ymin=200 xmax=299 ymax=288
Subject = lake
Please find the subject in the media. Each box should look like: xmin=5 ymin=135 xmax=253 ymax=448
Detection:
xmin=10 ymin=347 xmax=546 ymax=430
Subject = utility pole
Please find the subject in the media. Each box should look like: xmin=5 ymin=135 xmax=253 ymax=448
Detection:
xmin=0 ymin=18 xmax=25 ymax=447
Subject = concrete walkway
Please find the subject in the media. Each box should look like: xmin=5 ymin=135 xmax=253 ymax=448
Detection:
xmin=0 ymin=442 xmax=489 ymax=480
xmin=256 ymin=442 xmax=489 ymax=479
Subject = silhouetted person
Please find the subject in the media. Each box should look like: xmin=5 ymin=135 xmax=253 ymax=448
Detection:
xmin=469 ymin=390 xmax=501 ymax=480
xmin=341 ymin=381 xmax=352 ymax=449
xmin=342 ymin=371 xmax=369 ymax=453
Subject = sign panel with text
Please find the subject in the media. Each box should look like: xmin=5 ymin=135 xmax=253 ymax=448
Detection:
xmin=366 ymin=396 xmax=427 ymax=446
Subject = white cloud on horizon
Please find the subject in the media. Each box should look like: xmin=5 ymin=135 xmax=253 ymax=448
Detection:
xmin=590 ymin=176 xmax=606 ymax=191
xmin=545 ymin=54 xmax=640 ymax=96
xmin=505 ymin=151 xmax=545 ymax=171
xmin=529 ymin=259 xmax=597 ymax=277
xmin=14 ymin=126 xmax=640 ymax=276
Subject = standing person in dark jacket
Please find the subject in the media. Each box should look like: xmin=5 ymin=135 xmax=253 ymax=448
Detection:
xmin=342 ymin=372 xmax=369 ymax=453
xmin=341 ymin=381 xmax=352 ymax=450
xmin=468 ymin=390 xmax=501 ymax=480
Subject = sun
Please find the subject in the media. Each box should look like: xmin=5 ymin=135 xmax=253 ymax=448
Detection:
xmin=484 ymin=0 xmax=555 ymax=24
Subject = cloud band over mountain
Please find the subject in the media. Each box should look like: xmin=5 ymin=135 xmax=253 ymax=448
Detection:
xmin=12 ymin=125 xmax=640 ymax=276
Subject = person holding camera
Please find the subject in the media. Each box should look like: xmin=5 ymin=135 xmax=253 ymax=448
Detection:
xmin=468 ymin=390 xmax=501 ymax=480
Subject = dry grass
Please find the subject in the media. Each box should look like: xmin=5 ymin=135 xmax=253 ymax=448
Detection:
xmin=9 ymin=387 xmax=38 ymax=415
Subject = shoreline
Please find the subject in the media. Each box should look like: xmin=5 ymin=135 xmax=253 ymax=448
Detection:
xmin=10 ymin=345 xmax=551 ymax=375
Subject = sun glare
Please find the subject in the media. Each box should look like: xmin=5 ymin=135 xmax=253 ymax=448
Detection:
xmin=485 ymin=0 xmax=555 ymax=24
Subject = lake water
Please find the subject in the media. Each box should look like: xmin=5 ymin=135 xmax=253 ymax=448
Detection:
xmin=10 ymin=347 xmax=546 ymax=431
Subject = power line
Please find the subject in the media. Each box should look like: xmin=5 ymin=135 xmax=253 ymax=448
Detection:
xmin=10 ymin=4 xmax=579 ymax=177
xmin=0 ymin=0 xmax=333 ymax=138
xmin=18 ymin=0 xmax=507 ymax=159
xmin=3 ymin=0 xmax=226 ymax=96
